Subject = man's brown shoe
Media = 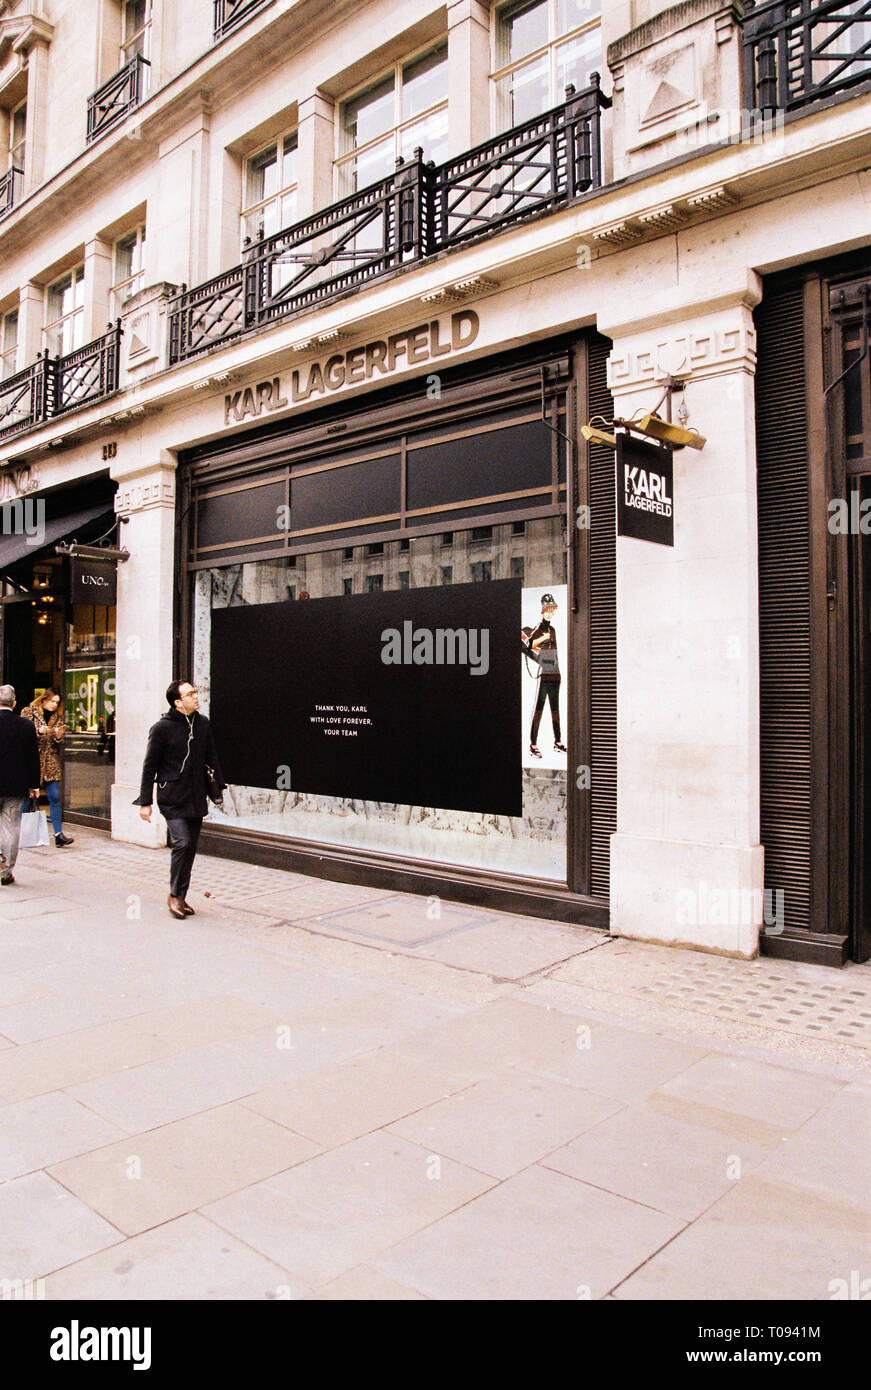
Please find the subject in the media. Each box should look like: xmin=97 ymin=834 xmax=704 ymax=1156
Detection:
xmin=182 ymin=901 xmax=196 ymax=916
xmin=168 ymin=895 xmax=186 ymax=919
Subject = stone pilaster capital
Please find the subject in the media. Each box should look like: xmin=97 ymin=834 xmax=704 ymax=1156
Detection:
xmin=111 ymin=456 xmax=177 ymax=515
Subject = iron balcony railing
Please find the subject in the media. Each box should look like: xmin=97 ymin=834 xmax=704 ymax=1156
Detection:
xmin=744 ymin=0 xmax=871 ymax=112
xmin=168 ymin=78 xmax=610 ymax=364
xmin=0 ymin=165 xmax=22 ymax=221
xmin=0 ymin=324 xmax=122 ymax=443
xmin=214 ymin=0 xmax=274 ymax=42
xmin=86 ymin=53 xmax=151 ymax=144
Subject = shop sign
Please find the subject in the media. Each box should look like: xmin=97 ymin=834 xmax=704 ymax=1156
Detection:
xmin=616 ymin=433 xmax=674 ymax=547
xmin=70 ymin=555 xmax=117 ymax=604
xmin=223 ymin=310 xmax=481 ymax=427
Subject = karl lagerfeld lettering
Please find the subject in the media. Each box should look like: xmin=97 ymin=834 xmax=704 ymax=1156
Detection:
xmin=616 ymin=433 xmax=674 ymax=547
xmin=70 ymin=555 xmax=118 ymax=604
xmin=223 ymin=310 xmax=480 ymax=426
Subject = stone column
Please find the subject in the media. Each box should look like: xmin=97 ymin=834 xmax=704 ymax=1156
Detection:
xmin=154 ymin=103 xmax=211 ymax=288
xmin=109 ymin=453 xmax=178 ymax=849
xmin=295 ymin=92 xmax=335 ymax=219
xmin=447 ymin=0 xmax=491 ymax=154
xmin=19 ymin=25 xmax=53 ymax=193
xmin=601 ymin=271 xmax=765 ymax=957
xmin=83 ymin=236 xmax=114 ymax=341
xmin=17 ymin=281 xmax=44 ymax=368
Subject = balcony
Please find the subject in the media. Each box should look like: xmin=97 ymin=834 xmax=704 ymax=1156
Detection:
xmin=169 ymin=79 xmax=610 ymax=365
xmin=0 ymin=324 xmax=122 ymax=443
xmin=86 ymin=54 xmax=150 ymax=145
xmin=214 ymin=0 xmax=274 ymax=42
xmin=744 ymin=0 xmax=871 ymax=113
xmin=0 ymin=166 xmax=22 ymax=221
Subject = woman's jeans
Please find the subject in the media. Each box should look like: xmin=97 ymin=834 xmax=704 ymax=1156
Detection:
xmin=45 ymin=781 xmax=62 ymax=835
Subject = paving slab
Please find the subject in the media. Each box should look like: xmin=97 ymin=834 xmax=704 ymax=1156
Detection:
xmin=390 ymin=996 xmax=587 ymax=1079
xmin=541 ymin=1100 xmax=778 ymax=1222
xmin=374 ymin=1163 xmax=683 ymax=1300
xmin=0 ymin=1092 xmax=126 ymax=1182
xmin=0 ymin=1171 xmax=122 ymax=1282
xmin=613 ymin=1175 xmax=871 ymax=1301
xmin=241 ymin=1045 xmax=477 ymax=1149
xmin=43 ymin=1212 xmax=295 ymax=1300
xmin=655 ymin=1053 xmax=842 ymax=1130
xmin=0 ymin=1018 xmax=179 ymax=1105
xmin=412 ymin=918 xmax=603 ymax=978
xmin=387 ymin=1069 xmax=624 ymax=1179
xmin=309 ymin=1264 xmax=426 ymax=1300
xmin=48 ymin=1102 xmax=319 ymax=1236
xmin=754 ymin=1080 xmax=871 ymax=1204
xmin=202 ymin=1130 xmax=496 ymax=1288
xmin=517 ymin=1019 xmax=710 ymax=1103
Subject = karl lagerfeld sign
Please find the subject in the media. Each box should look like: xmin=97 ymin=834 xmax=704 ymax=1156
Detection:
xmin=616 ymin=433 xmax=674 ymax=547
xmin=223 ymin=310 xmax=480 ymax=427
xmin=70 ymin=555 xmax=117 ymax=604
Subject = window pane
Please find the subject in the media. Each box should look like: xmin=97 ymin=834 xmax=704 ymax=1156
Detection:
xmin=343 ymin=75 xmax=394 ymax=149
xmin=402 ymin=44 xmax=448 ymax=119
xmin=399 ymin=108 xmax=449 ymax=164
xmin=502 ymin=0 xmax=549 ymax=63
xmin=352 ymin=136 xmax=395 ymax=189
xmin=2 ymin=311 xmax=17 ymax=355
xmin=281 ymin=134 xmax=298 ymax=188
xmin=496 ymin=55 xmax=550 ymax=125
xmin=48 ymin=275 xmax=71 ymax=322
xmin=247 ymin=145 xmax=278 ymax=205
xmin=407 ymin=415 xmax=553 ymax=511
xmin=556 ymin=28 xmax=602 ymax=94
xmin=557 ymin=0 xmax=601 ymax=33
xmin=291 ymin=454 xmax=401 ymax=534
xmin=114 ymin=232 xmax=137 ymax=282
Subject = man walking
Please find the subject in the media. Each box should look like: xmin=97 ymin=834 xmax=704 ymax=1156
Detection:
xmin=0 ymin=685 xmax=41 ymax=886
xmin=134 ymin=681 xmax=225 ymax=919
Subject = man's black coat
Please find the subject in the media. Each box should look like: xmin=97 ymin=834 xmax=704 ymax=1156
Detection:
xmin=0 ymin=709 xmax=41 ymax=798
xmin=134 ymin=708 xmax=226 ymax=819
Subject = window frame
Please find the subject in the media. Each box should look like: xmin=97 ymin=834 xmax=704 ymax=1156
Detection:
xmin=1 ymin=307 xmax=18 ymax=380
xmin=490 ymin=0 xmax=602 ymax=130
xmin=241 ymin=128 xmax=299 ymax=244
xmin=43 ymin=264 xmax=86 ymax=358
xmin=110 ymin=224 xmax=147 ymax=317
xmin=121 ymin=0 xmax=152 ymax=68
xmin=335 ymin=38 xmax=449 ymax=197
xmin=8 ymin=98 xmax=26 ymax=175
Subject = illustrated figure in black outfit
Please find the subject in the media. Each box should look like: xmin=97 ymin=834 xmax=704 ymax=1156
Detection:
xmin=134 ymin=680 xmax=225 ymax=919
xmin=522 ymin=593 xmax=566 ymax=759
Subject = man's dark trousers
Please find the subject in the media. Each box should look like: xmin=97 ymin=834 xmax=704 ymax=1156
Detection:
xmin=165 ymin=816 xmax=202 ymax=901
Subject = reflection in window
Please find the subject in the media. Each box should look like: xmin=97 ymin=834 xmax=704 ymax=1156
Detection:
xmin=242 ymin=132 xmax=298 ymax=242
xmin=44 ymin=266 xmax=85 ymax=357
xmin=336 ymin=43 xmax=448 ymax=195
xmin=493 ymin=0 xmax=602 ymax=129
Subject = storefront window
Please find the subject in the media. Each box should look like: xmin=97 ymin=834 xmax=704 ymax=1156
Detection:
xmin=192 ymin=518 xmax=568 ymax=881
xmin=64 ymin=601 xmax=116 ymax=818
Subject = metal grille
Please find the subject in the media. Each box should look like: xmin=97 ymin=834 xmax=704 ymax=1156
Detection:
xmin=756 ymin=282 xmax=813 ymax=937
xmin=214 ymin=0 xmax=273 ymax=41
xmin=0 ymin=166 xmax=22 ymax=221
xmin=56 ymin=323 xmax=122 ymax=415
xmin=587 ymin=334 xmax=617 ymax=901
xmin=0 ymin=356 xmax=52 ymax=442
xmin=744 ymin=0 xmax=871 ymax=111
xmin=86 ymin=53 xmax=150 ymax=144
xmin=169 ymin=267 xmax=246 ymax=364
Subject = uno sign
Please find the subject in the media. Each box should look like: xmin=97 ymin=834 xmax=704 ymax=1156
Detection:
xmin=223 ymin=310 xmax=480 ymax=427
xmin=70 ymin=556 xmax=117 ymax=604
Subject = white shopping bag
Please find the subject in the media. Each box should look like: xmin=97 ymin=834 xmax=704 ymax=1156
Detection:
xmin=18 ymin=801 xmax=50 ymax=849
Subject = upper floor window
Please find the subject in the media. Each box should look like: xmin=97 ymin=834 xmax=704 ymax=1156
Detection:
xmin=111 ymin=225 xmax=146 ymax=316
xmin=1 ymin=309 xmax=18 ymax=380
xmin=121 ymin=0 xmax=152 ymax=66
xmin=493 ymin=0 xmax=602 ymax=128
xmin=44 ymin=266 xmax=85 ymax=357
xmin=336 ymin=42 xmax=448 ymax=196
xmin=9 ymin=100 xmax=26 ymax=174
xmin=242 ymin=132 xmax=298 ymax=242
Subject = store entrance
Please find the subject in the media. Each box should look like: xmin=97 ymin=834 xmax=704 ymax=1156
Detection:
xmin=850 ymin=476 xmax=871 ymax=963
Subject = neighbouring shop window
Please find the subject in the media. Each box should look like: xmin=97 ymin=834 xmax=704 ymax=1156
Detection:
xmin=242 ymin=132 xmax=298 ymax=243
xmin=44 ymin=266 xmax=85 ymax=357
xmin=110 ymin=225 xmax=146 ymax=317
xmin=64 ymin=600 xmax=116 ymax=820
xmin=192 ymin=517 xmax=568 ymax=882
xmin=336 ymin=42 xmax=449 ymax=195
xmin=1 ymin=308 xmax=18 ymax=380
xmin=492 ymin=0 xmax=602 ymax=128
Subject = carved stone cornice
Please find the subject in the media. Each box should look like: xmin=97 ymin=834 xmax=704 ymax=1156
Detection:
xmin=607 ymin=317 xmax=758 ymax=396
xmin=0 ymin=11 xmax=54 ymax=61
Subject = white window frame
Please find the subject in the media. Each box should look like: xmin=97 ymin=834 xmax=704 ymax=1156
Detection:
xmin=121 ymin=0 xmax=152 ymax=68
xmin=110 ymin=224 xmax=146 ymax=317
xmin=491 ymin=0 xmax=602 ymax=130
xmin=1 ymin=308 xmax=18 ymax=380
xmin=43 ymin=265 xmax=85 ymax=358
xmin=335 ymin=39 xmax=449 ymax=197
xmin=241 ymin=129 xmax=299 ymax=244
xmin=9 ymin=98 xmax=26 ymax=174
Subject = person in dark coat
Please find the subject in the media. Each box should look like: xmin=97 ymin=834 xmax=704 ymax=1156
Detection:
xmin=0 ymin=684 xmax=42 ymax=886
xmin=134 ymin=680 xmax=225 ymax=919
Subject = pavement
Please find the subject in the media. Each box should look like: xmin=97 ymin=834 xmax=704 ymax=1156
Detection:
xmin=0 ymin=824 xmax=869 ymax=1302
